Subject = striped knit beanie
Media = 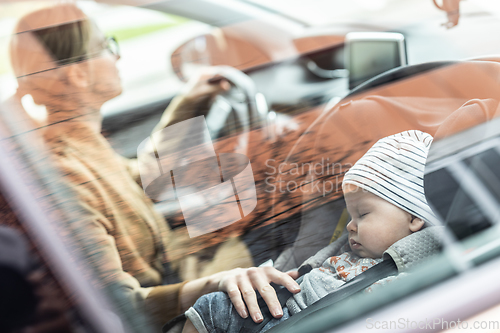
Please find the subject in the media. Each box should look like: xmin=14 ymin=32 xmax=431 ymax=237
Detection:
xmin=342 ymin=130 xmax=436 ymax=224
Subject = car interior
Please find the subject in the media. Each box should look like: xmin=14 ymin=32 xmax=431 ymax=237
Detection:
xmin=1 ymin=0 xmax=500 ymax=332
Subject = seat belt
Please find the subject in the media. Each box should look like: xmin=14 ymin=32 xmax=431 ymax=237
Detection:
xmin=240 ymin=258 xmax=398 ymax=333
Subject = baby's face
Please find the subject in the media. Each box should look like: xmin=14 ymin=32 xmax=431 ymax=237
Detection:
xmin=344 ymin=185 xmax=422 ymax=258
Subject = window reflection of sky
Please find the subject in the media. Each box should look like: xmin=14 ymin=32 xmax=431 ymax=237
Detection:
xmin=242 ymin=0 xmax=500 ymax=27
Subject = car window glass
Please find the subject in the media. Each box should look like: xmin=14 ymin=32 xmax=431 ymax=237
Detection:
xmin=2 ymin=1 xmax=500 ymax=332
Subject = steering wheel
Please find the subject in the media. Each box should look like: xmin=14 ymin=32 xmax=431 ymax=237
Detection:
xmin=203 ymin=66 xmax=269 ymax=141
xmin=145 ymin=66 xmax=270 ymax=223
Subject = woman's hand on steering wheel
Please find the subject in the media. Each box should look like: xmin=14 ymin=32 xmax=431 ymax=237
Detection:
xmin=180 ymin=67 xmax=231 ymax=102
xmin=153 ymin=67 xmax=232 ymax=132
xmin=218 ymin=267 xmax=300 ymax=323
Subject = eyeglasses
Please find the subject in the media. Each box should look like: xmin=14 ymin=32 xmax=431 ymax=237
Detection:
xmin=103 ymin=36 xmax=120 ymax=58
xmin=55 ymin=36 xmax=119 ymax=66
xmin=83 ymin=36 xmax=120 ymax=60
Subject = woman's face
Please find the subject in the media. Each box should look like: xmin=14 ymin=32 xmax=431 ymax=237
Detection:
xmin=85 ymin=25 xmax=122 ymax=102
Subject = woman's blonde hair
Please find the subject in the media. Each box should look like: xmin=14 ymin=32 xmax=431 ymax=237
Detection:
xmin=10 ymin=3 xmax=93 ymax=105
xmin=10 ymin=3 xmax=92 ymax=78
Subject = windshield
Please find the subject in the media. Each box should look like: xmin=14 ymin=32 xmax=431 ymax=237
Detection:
xmin=242 ymin=0 xmax=500 ymax=28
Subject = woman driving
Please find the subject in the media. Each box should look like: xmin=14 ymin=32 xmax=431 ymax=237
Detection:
xmin=7 ymin=3 xmax=300 ymax=331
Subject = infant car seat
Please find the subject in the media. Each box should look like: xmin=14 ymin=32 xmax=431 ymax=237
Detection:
xmin=242 ymin=226 xmax=444 ymax=333
xmin=162 ymin=227 xmax=443 ymax=333
xmin=273 ymin=60 xmax=500 ymax=273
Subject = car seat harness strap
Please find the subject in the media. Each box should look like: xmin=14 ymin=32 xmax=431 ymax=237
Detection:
xmin=239 ymin=258 xmax=398 ymax=333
